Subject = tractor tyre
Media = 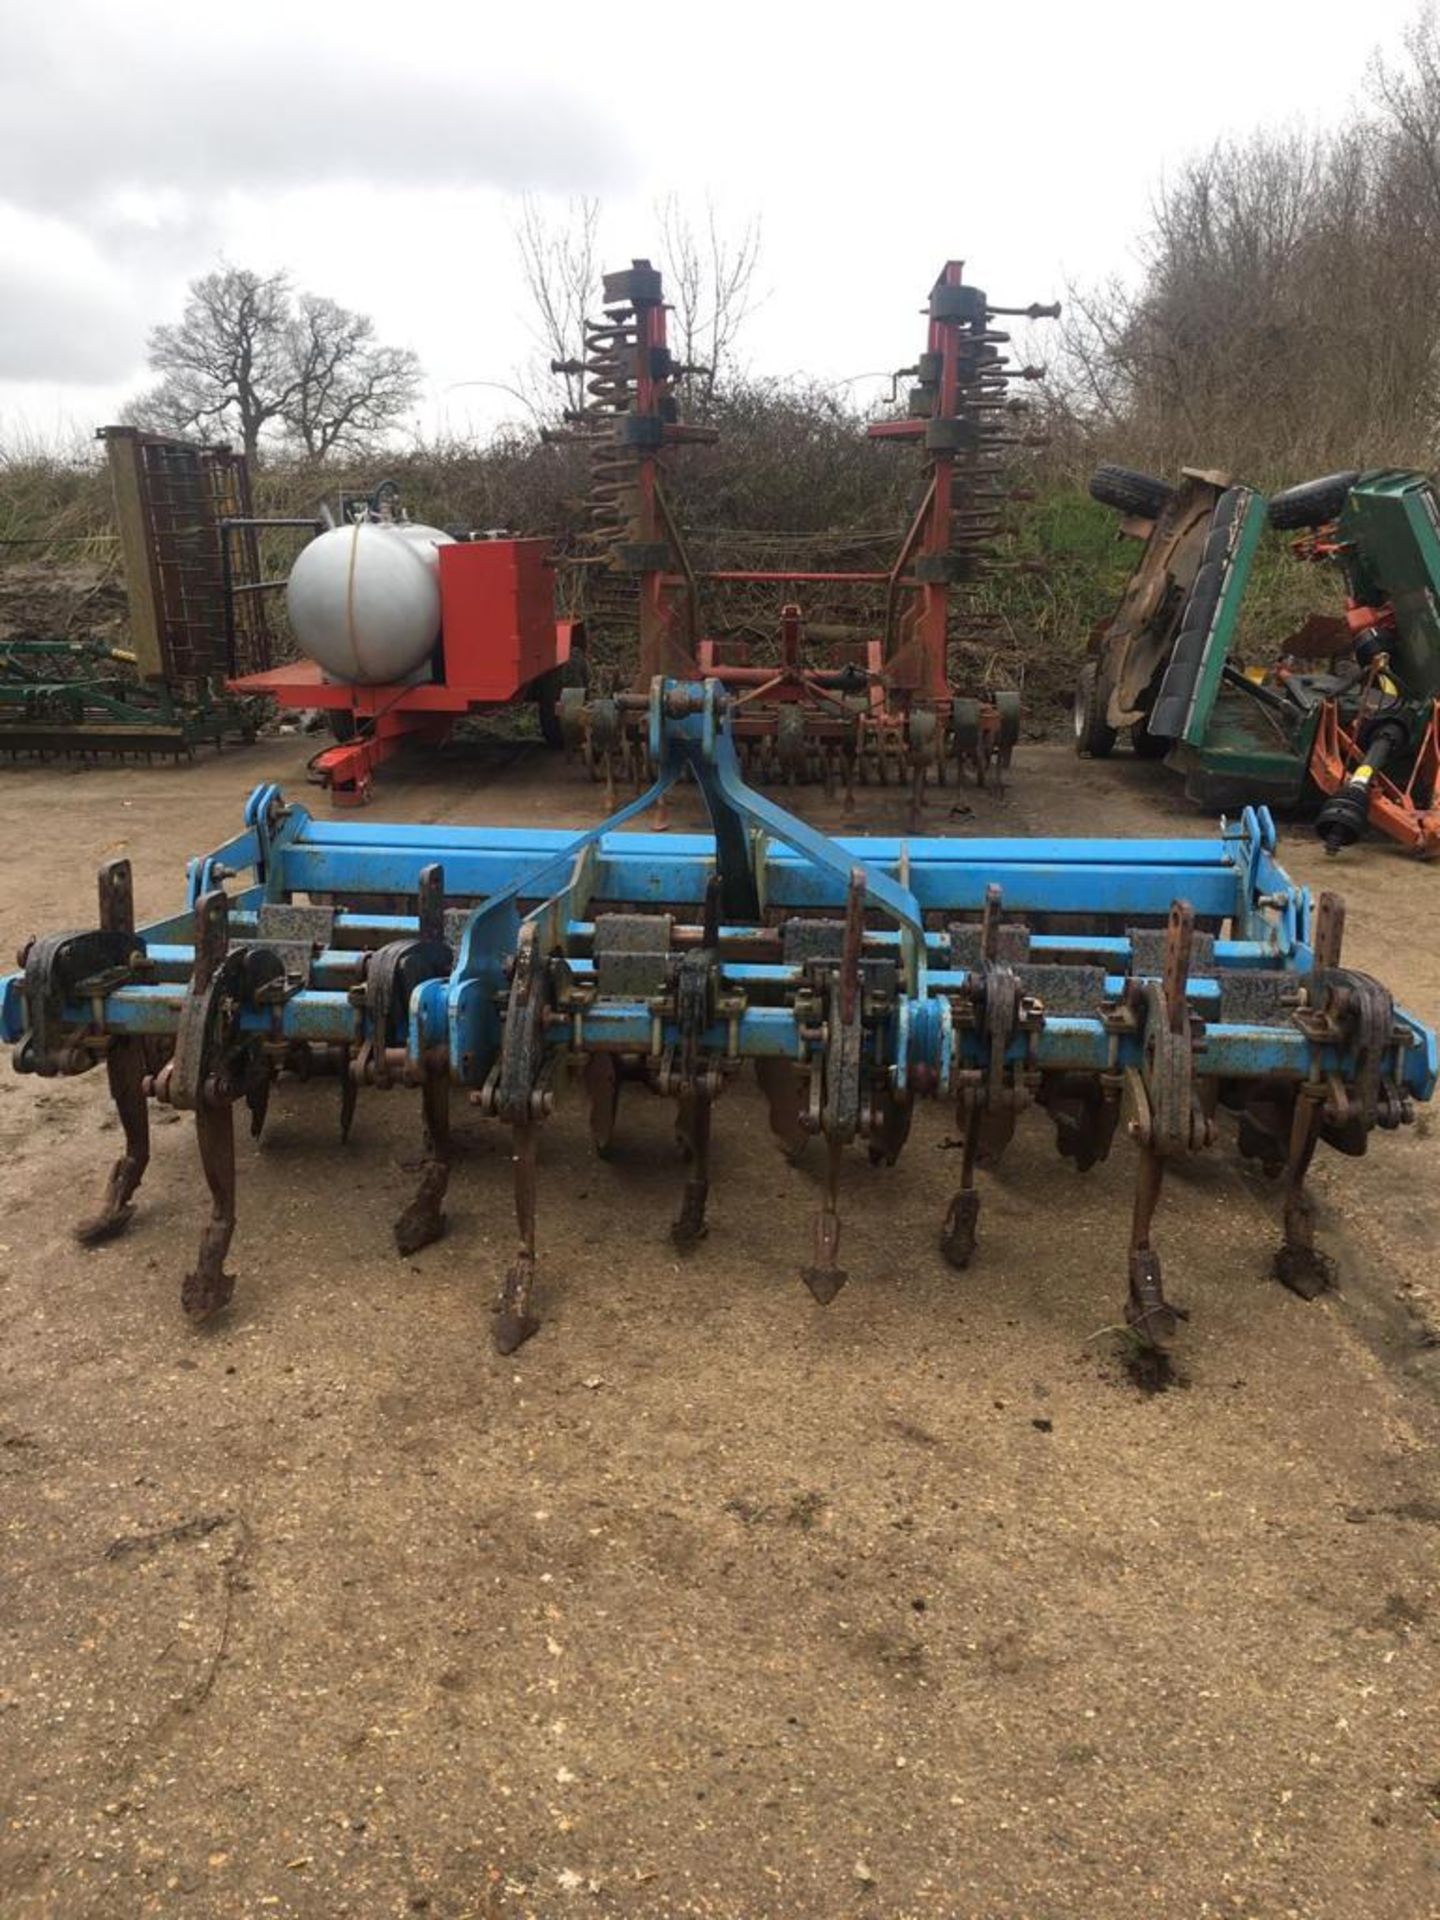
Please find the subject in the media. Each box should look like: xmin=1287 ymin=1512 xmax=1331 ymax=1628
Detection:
xmin=1088 ymin=464 xmax=1173 ymax=520
xmin=1130 ymin=719 xmax=1170 ymax=759
xmin=1074 ymin=660 xmax=1117 ymax=758
xmin=1267 ymin=471 xmax=1361 ymax=531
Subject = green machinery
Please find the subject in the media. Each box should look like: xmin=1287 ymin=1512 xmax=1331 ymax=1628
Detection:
xmin=0 ymin=428 xmax=275 ymax=761
xmin=1079 ymin=466 xmax=1440 ymax=857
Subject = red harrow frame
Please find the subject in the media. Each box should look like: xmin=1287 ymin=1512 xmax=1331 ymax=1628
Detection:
xmin=553 ymin=259 xmax=1057 ymax=805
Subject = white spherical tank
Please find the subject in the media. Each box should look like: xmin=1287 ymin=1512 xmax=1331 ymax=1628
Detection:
xmin=286 ymin=522 xmax=455 ymax=685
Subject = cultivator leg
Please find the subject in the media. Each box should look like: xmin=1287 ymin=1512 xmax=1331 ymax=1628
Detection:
xmin=584 ymin=1053 xmax=621 ymax=1157
xmin=1272 ymin=1093 xmax=1332 ymax=1300
xmin=1125 ymin=1147 xmax=1183 ymax=1347
xmin=671 ymin=1088 xmax=713 ymax=1250
xmin=75 ymin=859 xmax=152 ymax=1247
xmin=757 ymin=1058 xmax=809 ymax=1163
xmin=1118 ymin=903 xmax=1205 ymax=1351
xmin=158 ymin=892 xmax=249 ymax=1321
xmin=940 ymin=1096 xmax=984 ymax=1270
xmin=496 ymin=1119 xmax=541 ymax=1355
xmin=801 ymin=1136 xmax=848 ymax=1305
xmin=186 ymin=1097 xmax=239 ymax=1321
xmin=394 ymin=1064 xmax=451 ymax=1257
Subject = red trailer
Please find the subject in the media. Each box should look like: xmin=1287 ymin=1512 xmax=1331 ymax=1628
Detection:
xmin=230 ymin=536 xmax=583 ymax=804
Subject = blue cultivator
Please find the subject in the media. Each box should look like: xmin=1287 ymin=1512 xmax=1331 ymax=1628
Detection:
xmin=4 ymin=680 xmax=1434 ymax=1361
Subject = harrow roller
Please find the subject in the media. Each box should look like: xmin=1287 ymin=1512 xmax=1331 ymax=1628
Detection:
xmin=3 ymin=680 xmax=1433 ymax=1366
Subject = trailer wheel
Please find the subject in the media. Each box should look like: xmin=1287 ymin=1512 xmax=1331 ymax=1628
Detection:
xmin=1267 ymin=471 xmax=1361 ymax=531
xmin=1074 ymin=661 xmax=1116 ymax=758
xmin=1089 ymin=464 xmax=1173 ymax=520
xmin=535 ymin=649 xmax=589 ymax=749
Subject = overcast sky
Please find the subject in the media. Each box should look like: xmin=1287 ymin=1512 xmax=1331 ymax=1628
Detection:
xmin=0 ymin=0 xmax=1427 ymax=448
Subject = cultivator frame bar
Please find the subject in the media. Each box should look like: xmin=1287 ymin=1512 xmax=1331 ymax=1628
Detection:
xmin=553 ymin=260 xmax=1056 ymax=804
xmin=5 ymin=679 xmax=1432 ymax=1365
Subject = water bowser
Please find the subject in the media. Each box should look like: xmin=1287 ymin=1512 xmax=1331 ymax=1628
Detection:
xmin=285 ymin=520 xmax=455 ymax=686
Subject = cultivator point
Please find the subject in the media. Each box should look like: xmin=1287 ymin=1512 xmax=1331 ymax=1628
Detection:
xmin=5 ymin=679 xmax=1433 ymax=1365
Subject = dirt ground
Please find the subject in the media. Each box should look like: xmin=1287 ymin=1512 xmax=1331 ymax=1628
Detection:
xmin=1 ymin=735 xmax=1438 ymax=1920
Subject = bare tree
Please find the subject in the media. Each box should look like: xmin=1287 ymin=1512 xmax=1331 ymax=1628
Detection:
xmin=282 ymin=296 xmax=421 ymax=458
xmin=1052 ymin=65 xmax=1440 ymax=479
xmin=129 ymin=267 xmax=298 ymax=461
xmin=514 ymin=194 xmax=602 ymax=415
xmin=512 ymin=195 xmax=762 ymax=418
xmin=127 ymin=266 xmax=421 ymax=462
xmin=657 ymin=196 xmax=762 ymax=406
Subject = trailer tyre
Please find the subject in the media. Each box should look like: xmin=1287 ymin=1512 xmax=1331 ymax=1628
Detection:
xmin=1267 ymin=471 xmax=1361 ymax=531
xmin=535 ymin=648 xmax=590 ymax=749
xmin=1089 ymin=464 xmax=1173 ymax=520
xmin=1074 ymin=660 xmax=1117 ymax=758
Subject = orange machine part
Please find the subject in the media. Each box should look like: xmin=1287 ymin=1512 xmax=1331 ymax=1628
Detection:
xmin=1308 ymin=696 xmax=1440 ymax=857
xmin=437 ymin=538 xmax=565 ymax=698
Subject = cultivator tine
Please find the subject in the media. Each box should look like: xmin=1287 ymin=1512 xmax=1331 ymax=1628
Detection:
xmin=799 ymin=869 xmax=866 ymax=1303
xmin=75 ymin=859 xmax=151 ymax=1247
xmin=1273 ymin=890 xmax=1347 ymax=1299
xmin=395 ymin=1064 xmax=451 ymax=1256
xmin=801 ymin=1135 xmax=848 ymax=1303
xmin=940 ymin=1096 xmax=983 ymax=1269
xmin=1272 ymin=1092 xmax=1333 ymax=1299
xmin=1121 ymin=903 xmax=1201 ymax=1350
xmin=671 ymin=1089 xmax=712 ymax=1249
xmin=186 ymin=1097 xmax=239 ymax=1322
xmin=496 ymin=1118 xmax=540 ymax=1354
xmin=392 ymin=865 xmax=452 ymax=1257
xmin=76 ymin=1034 xmax=152 ymax=1246
xmin=1126 ymin=1148 xmax=1179 ymax=1347
xmin=756 ymin=1058 xmax=809 ymax=1161
xmin=245 ymin=1059 xmax=271 ymax=1141
xmin=339 ymin=1047 xmax=357 ymax=1142
xmin=172 ymin=891 xmax=241 ymax=1321
xmin=867 ymin=1088 xmax=913 ymax=1167
xmin=490 ymin=925 xmax=551 ymax=1352
xmin=584 ymin=1052 xmax=621 ymax=1157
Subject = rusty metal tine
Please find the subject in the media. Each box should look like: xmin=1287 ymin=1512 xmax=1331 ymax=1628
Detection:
xmin=584 ymin=1053 xmax=621 ymax=1157
xmin=181 ymin=1098 xmax=238 ymax=1321
xmin=395 ymin=1065 xmax=450 ymax=1257
xmin=800 ymin=1134 xmax=847 ymax=1304
xmin=495 ymin=1119 xmax=541 ymax=1354
xmin=1312 ymin=891 xmax=1346 ymax=972
xmin=671 ymin=1091 xmax=712 ymax=1250
xmin=76 ymin=859 xmax=152 ymax=1246
xmin=1273 ymin=1091 xmax=1335 ymax=1300
xmin=1162 ymin=901 xmax=1195 ymax=1034
xmin=940 ymin=1093 xmax=983 ymax=1268
xmin=417 ymin=864 xmax=445 ymax=943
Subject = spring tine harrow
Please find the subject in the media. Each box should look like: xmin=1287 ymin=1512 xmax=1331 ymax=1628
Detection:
xmin=3 ymin=684 xmax=1434 ymax=1373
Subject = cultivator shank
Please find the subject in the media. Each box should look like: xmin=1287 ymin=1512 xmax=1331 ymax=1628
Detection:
xmin=5 ymin=680 xmax=1433 ymax=1367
